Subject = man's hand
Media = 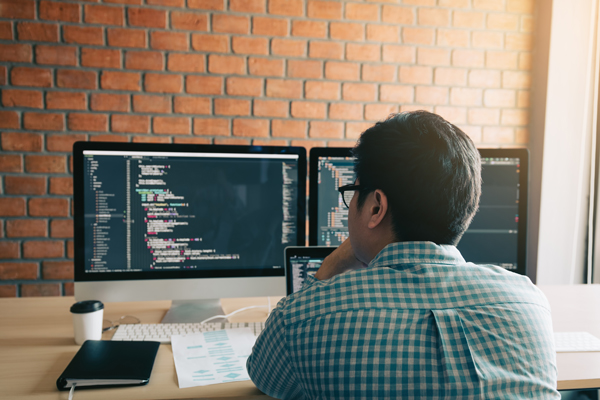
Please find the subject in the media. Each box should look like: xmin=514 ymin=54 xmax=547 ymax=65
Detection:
xmin=314 ymin=239 xmax=367 ymax=280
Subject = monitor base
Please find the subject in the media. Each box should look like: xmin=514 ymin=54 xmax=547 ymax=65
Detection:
xmin=161 ymin=299 xmax=224 ymax=323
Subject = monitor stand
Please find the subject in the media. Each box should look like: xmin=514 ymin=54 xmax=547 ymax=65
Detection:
xmin=161 ymin=299 xmax=224 ymax=323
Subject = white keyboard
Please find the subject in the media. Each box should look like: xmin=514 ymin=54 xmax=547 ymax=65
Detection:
xmin=554 ymin=332 xmax=600 ymax=352
xmin=111 ymin=322 xmax=265 ymax=344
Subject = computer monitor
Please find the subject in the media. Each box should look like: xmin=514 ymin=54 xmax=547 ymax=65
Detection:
xmin=308 ymin=147 xmax=528 ymax=276
xmin=73 ymin=142 xmax=306 ymax=321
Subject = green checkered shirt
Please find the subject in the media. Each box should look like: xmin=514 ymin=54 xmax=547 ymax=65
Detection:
xmin=247 ymin=242 xmax=559 ymax=399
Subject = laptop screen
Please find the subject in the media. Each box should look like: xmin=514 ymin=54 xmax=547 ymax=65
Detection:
xmin=285 ymin=247 xmax=335 ymax=294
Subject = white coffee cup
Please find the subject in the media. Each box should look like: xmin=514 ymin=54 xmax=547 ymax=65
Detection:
xmin=70 ymin=300 xmax=104 ymax=345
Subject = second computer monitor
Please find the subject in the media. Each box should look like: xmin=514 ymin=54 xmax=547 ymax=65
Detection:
xmin=309 ymin=147 xmax=528 ymax=276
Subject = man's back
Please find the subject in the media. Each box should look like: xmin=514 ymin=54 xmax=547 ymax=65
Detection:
xmin=247 ymin=242 xmax=559 ymax=399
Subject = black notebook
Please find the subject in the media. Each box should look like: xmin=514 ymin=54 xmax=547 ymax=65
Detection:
xmin=56 ymin=340 xmax=160 ymax=391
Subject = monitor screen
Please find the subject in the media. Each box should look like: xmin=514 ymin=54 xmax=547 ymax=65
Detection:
xmin=73 ymin=142 xmax=306 ymax=302
xmin=308 ymin=147 xmax=528 ymax=276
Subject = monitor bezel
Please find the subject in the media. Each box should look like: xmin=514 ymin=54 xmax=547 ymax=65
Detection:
xmin=308 ymin=146 xmax=529 ymax=276
xmin=73 ymin=141 xmax=307 ymax=283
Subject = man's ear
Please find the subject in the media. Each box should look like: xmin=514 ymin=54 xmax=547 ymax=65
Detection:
xmin=367 ymin=189 xmax=389 ymax=229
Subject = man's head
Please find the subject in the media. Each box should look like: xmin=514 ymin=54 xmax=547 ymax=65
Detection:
xmin=350 ymin=111 xmax=481 ymax=248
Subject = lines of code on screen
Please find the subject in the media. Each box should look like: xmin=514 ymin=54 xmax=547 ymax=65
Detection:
xmin=83 ymin=153 xmax=299 ymax=273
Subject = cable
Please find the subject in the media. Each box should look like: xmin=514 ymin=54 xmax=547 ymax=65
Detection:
xmin=199 ymin=305 xmax=269 ymax=325
xmin=68 ymin=383 xmax=76 ymax=400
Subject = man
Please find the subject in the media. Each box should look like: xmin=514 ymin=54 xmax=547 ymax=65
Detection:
xmin=247 ymin=111 xmax=559 ymax=399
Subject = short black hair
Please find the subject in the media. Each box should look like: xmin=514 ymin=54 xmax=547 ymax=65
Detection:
xmin=352 ymin=111 xmax=481 ymax=245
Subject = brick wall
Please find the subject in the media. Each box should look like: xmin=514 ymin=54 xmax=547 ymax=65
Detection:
xmin=0 ymin=0 xmax=534 ymax=297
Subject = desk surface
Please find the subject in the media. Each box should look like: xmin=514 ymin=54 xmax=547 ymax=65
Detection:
xmin=1 ymin=285 xmax=599 ymax=399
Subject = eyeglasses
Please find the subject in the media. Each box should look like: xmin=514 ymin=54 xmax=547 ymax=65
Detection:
xmin=338 ymin=184 xmax=364 ymax=208
xmin=102 ymin=315 xmax=141 ymax=332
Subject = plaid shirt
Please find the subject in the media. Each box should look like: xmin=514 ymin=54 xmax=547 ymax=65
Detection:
xmin=247 ymin=242 xmax=559 ymax=400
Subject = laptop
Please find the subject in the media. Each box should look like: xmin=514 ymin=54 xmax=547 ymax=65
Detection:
xmin=284 ymin=246 xmax=335 ymax=295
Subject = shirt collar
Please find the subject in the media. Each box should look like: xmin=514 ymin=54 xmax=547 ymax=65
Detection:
xmin=368 ymin=241 xmax=465 ymax=269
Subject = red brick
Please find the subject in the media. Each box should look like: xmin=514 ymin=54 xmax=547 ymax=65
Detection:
xmin=151 ymin=31 xmax=188 ymax=51
xmin=173 ymin=97 xmax=210 ymax=114
xmin=0 ymin=285 xmax=16 ymax=298
xmin=208 ymin=55 xmax=245 ymax=75
xmin=23 ymin=241 xmax=64 ymax=259
xmin=35 ymin=45 xmax=76 ymax=66
xmin=40 ymin=1 xmax=79 ymax=22
xmin=0 ymin=242 xmax=19 ymax=259
xmin=81 ymin=48 xmax=120 ymax=69
xmin=486 ymin=51 xmax=518 ymax=69
xmin=454 ymin=11 xmax=484 ymax=28
xmin=291 ymin=101 xmax=326 ymax=119
xmin=0 ymin=22 xmax=11 ymax=40
xmin=132 ymin=94 xmax=170 ymax=113
xmin=192 ymin=34 xmax=228 ymax=52
xmin=484 ymin=89 xmax=516 ymax=108
xmin=230 ymin=0 xmax=265 ymax=13
xmin=125 ymin=51 xmax=163 ymax=71
xmin=362 ymin=65 xmax=396 ymax=82
xmin=418 ymin=48 xmax=451 ymax=66
xmin=68 ymin=113 xmax=108 ymax=132
xmin=325 ymin=62 xmax=360 ymax=81
xmin=305 ymin=81 xmax=339 ymax=100
xmin=6 ymin=219 xmax=46 ymax=236
xmin=266 ymin=79 xmax=303 ymax=99
xmin=84 ymin=4 xmax=123 ymax=25
xmin=0 ymin=156 xmax=22 ymax=173
xmin=2 ymin=132 xmax=43 ymax=152
xmin=468 ymin=108 xmax=500 ymax=125
xmin=288 ymin=60 xmax=322 ymax=79
xmin=0 ymin=111 xmax=17 ymax=129
xmin=435 ymin=106 xmax=467 ymax=125
xmin=342 ymin=83 xmax=376 ymax=101
xmin=1 ymin=0 xmax=35 ymax=19
xmin=399 ymin=65 xmax=432 ymax=84
xmin=272 ymin=120 xmax=306 ymax=138
xmin=0 ymin=263 xmax=37 ymax=280
xmin=173 ymin=137 xmax=211 ymax=144
xmin=42 ymin=261 xmax=73 ymax=279
xmin=132 ymin=136 xmax=171 ymax=143
xmin=2 ymin=89 xmax=43 ymax=109
xmin=23 ymin=113 xmax=63 ymax=131
xmin=292 ymin=20 xmax=327 ymax=38
xmin=435 ymin=68 xmax=467 ymax=86
xmin=253 ymin=17 xmax=288 ymax=36
xmin=214 ymin=99 xmax=251 ymax=115
xmin=153 ymin=117 xmax=190 ymax=134
xmin=29 ymin=198 xmax=69 ymax=217
xmin=188 ymin=0 xmax=223 ymax=10
xmin=90 ymin=134 xmax=129 ymax=142
xmin=272 ymin=39 xmax=306 ymax=57
xmin=111 ymin=115 xmax=149 ymax=133
xmin=253 ymin=99 xmax=288 ymax=118
xmin=290 ymin=139 xmax=325 ymax=151
xmin=248 ymin=58 xmax=284 ymax=77
xmin=487 ymin=13 xmax=519 ymax=31
xmin=17 ymin=22 xmax=58 ymax=42
xmin=46 ymin=134 xmax=86 ymax=152
xmin=101 ymin=71 xmax=141 ymax=91
xmin=366 ymin=24 xmax=399 ymax=43
xmin=232 ymin=118 xmax=269 ymax=137
xmin=145 ymin=73 xmax=182 ymax=93
xmin=232 ymin=37 xmax=268 ymax=55
xmin=5 ymin=176 xmax=46 ymax=195
xmin=269 ymin=0 xmax=303 ymax=16
xmin=382 ymin=5 xmax=413 ymax=24
xmin=0 ymin=66 xmax=5 ymax=86
xmin=214 ymin=138 xmax=251 ymax=145
xmin=90 ymin=93 xmax=129 ymax=112
xmin=25 ymin=155 xmax=66 ymax=173
xmin=383 ymin=45 xmax=415 ymax=63
xmin=46 ymin=92 xmax=86 ymax=110
xmin=347 ymin=43 xmax=380 ymax=62
xmin=346 ymin=3 xmax=378 ymax=21
xmin=346 ymin=122 xmax=372 ymax=139
xmin=107 ymin=28 xmax=146 ymax=48
xmin=22 ymin=283 xmax=61 ymax=297
xmin=168 ymin=54 xmax=205 ymax=73
xmin=416 ymin=86 xmax=449 ymax=105
xmin=252 ymin=139 xmax=288 ymax=146
xmin=213 ymin=14 xmax=249 ymax=34
xmin=49 ymin=177 xmax=73 ymax=195
xmin=402 ymin=27 xmax=434 ymax=45
xmin=226 ymin=77 xmax=262 ymax=96
xmin=469 ymin=70 xmax=501 ymax=88
xmin=0 ymin=44 xmax=32 ymax=62
xmin=193 ymin=118 xmax=229 ymax=136
xmin=0 ymin=198 xmax=26 ymax=216
xmin=309 ymin=121 xmax=344 ymax=139
xmin=56 ymin=70 xmax=96 ymax=90
xmin=171 ymin=11 xmax=208 ymax=31
xmin=418 ymin=8 xmax=449 ymax=26
xmin=128 ymin=8 xmax=166 ymax=28
xmin=309 ymin=41 xmax=343 ymax=59
xmin=67 ymin=240 xmax=74 ymax=259
xmin=365 ymin=104 xmax=398 ymax=121
xmin=105 ymin=0 xmax=143 ymax=5
xmin=451 ymin=49 xmax=484 ymax=68
xmin=308 ymin=1 xmax=341 ymax=19
xmin=186 ymin=76 xmax=222 ymax=95
xmin=63 ymin=25 xmax=103 ymax=45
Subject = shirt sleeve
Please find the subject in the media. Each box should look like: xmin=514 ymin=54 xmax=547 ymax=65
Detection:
xmin=246 ymin=297 xmax=303 ymax=400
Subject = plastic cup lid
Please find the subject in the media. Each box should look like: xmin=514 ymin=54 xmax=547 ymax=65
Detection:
xmin=70 ymin=300 xmax=104 ymax=314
